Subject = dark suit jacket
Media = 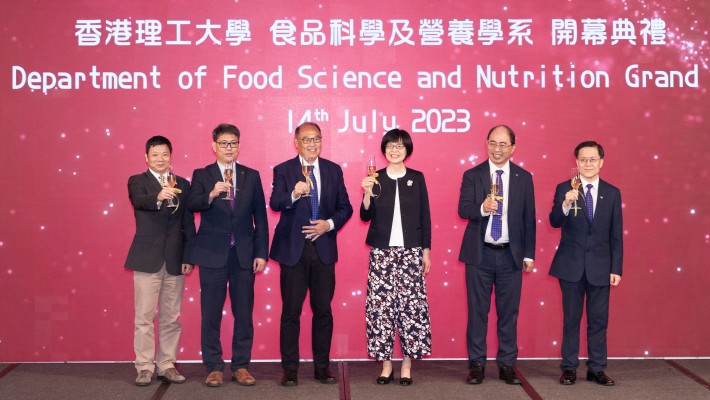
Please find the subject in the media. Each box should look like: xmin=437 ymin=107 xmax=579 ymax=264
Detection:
xmin=187 ymin=162 xmax=269 ymax=270
xmin=458 ymin=161 xmax=536 ymax=268
xmin=360 ymin=167 xmax=431 ymax=249
xmin=549 ymin=179 xmax=623 ymax=286
xmin=269 ymin=156 xmax=353 ymax=266
xmin=124 ymin=170 xmax=196 ymax=275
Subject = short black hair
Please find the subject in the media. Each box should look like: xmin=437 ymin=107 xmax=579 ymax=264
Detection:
xmin=145 ymin=135 xmax=172 ymax=155
xmin=486 ymin=125 xmax=516 ymax=145
xmin=574 ymin=141 xmax=605 ymax=159
xmin=212 ymin=123 xmax=240 ymax=142
xmin=295 ymin=122 xmax=321 ymax=137
xmin=381 ymin=128 xmax=413 ymax=160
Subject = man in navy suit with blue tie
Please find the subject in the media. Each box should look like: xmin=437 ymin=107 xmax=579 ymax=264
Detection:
xmin=188 ymin=123 xmax=269 ymax=388
xmin=550 ymin=141 xmax=623 ymax=386
xmin=458 ymin=125 xmax=536 ymax=385
xmin=270 ymin=122 xmax=353 ymax=386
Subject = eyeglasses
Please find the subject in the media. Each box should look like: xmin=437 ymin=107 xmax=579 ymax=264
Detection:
xmin=487 ymin=141 xmax=511 ymax=150
xmin=298 ymin=137 xmax=322 ymax=144
xmin=385 ymin=144 xmax=405 ymax=151
xmin=217 ymin=141 xmax=239 ymax=149
xmin=578 ymin=158 xmax=600 ymax=165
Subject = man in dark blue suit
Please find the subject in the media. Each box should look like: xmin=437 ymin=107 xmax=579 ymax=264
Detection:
xmin=549 ymin=141 xmax=623 ymax=386
xmin=188 ymin=123 xmax=269 ymax=388
xmin=458 ymin=125 xmax=536 ymax=385
xmin=270 ymin=122 xmax=353 ymax=386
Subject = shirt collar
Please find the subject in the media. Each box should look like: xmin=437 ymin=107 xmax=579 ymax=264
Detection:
xmin=148 ymin=168 xmax=164 ymax=182
xmin=487 ymin=159 xmax=510 ymax=175
xmin=299 ymin=155 xmax=320 ymax=170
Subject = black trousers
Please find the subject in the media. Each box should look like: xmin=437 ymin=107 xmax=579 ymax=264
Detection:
xmin=559 ymin=271 xmax=610 ymax=372
xmin=465 ymin=246 xmax=522 ymax=367
xmin=199 ymin=248 xmax=255 ymax=373
xmin=279 ymin=241 xmax=336 ymax=371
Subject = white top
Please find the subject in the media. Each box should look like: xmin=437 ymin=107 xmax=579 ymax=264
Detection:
xmin=388 ymin=168 xmax=407 ymax=247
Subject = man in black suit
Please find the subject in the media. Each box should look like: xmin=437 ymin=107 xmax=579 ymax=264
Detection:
xmin=549 ymin=141 xmax=623 ymax=386
xmin=125 ymin=135 xmax=196 ymax=386
xmin=188 ymin=123 xmax=269 ymax=387
xmin=458 ymin=125 xmax=536 ymax=385
xmin=270 ymin=122 xmax=353 ymax=386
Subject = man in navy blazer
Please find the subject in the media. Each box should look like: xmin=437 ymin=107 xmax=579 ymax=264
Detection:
xmin=549 ymin=141 xmax=623 ymax=386
xmin=188 ymin=124 xmax=269 ymax=388
xmin=125 ymin=135 xmax=196 ymax=386
xmin=270 ymin=122 xmax=353 ymax=386
xmin=458 ymin=125 xmax=536 ymax=385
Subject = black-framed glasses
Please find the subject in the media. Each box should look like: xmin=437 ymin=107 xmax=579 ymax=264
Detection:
xmin=217 ymin=141 xmax=240 ymax=148
xmin=298 ymin=137 xmax=322 ymax=144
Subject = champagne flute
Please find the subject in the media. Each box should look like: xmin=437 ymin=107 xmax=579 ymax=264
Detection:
xmin=489 ymin=172 xmax=502 ymax=215
xmin=570 ymin=167 xmax=581 ymax=216
xmin=301 ymin=158 xmax=313 ymax=197
xmin=166 ymin=172 xmax=178 ymax=208
xmin=223 ymin=163 xmax=234 ymax=201
xmin=367 ymin=155 xmax=380 ymax=198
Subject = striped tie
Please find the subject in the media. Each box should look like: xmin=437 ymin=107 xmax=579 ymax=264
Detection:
xmin=491 ymin=170 xmax=503 ymax=240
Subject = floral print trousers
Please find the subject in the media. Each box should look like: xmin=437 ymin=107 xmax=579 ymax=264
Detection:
xmin=366 ymin=247 xmax=432 ymax=360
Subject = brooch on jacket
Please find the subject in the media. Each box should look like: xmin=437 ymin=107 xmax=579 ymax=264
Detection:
xmin=407 ymin=180 xmax=413 ymax=186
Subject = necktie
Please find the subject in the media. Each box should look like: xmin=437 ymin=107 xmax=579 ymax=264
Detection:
xmin=491 ymin=170 xmax=503 ymax=241
xmin=309 ymin=166 xmax=319 ymax=220
xmin=585 ymin=184 xmax=594 ymax=222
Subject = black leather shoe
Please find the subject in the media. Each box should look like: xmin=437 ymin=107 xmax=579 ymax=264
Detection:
xmin=314 ymin=368 xmax=337 ymax=384
xmin=587 ymin=370 xmax=615 ymax=386
xmin=376 ymin=371 xmax=394 ymax=384
xmin=466 ymin=363 xmax=485 ymax=384
xmin=560 ymin=370 xmax=576 ymax=385
xmin=399 ymin=376 xmax=413 ymax=386
xmin=281 ymin=370 xmax=298 ymax=386
xmin=499 ymin=365 xmax=522 ymax=385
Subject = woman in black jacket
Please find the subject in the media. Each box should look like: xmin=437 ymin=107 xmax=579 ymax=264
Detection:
xmin=360 ymin=128 xmax=432 ymax=386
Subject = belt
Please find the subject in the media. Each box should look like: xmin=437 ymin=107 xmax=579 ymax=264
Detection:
xmin=305 ymin=238 xmax=317 ymax=246
xmin=484 ymin=242 xmax=509 ymax=250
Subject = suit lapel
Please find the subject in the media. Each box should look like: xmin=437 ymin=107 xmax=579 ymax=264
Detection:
xmin=234 ymin=164 xmax=247 ymax=208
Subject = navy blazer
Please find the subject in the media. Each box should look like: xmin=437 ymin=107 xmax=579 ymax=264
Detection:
xmin=458 ymin=161 xmax=536 ymax=268
xmin=360 ymin=167 xmax=431 ymax=249
xmin=187 ymin=162 xmax=269 ymax=270
xmin=269 ymin=156 xmax=353 ymax=266
xmin=124 ymin=171 xmax=196 ymax=275
xmin=549 ymin=179 xmax=623 ymax=286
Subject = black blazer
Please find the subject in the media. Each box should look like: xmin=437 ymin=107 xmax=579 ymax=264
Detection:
xmin=124 ymin=170 xmax=196 ymax=275
xmin=269 ymin=156 xmax=353 ymax=266
xmin=187 ymin=162 xmax=269 ymax=270
xmin=549 ymin=179 xmax=623 ymax=286
xmin=458 ymin=161 xmax=536 ymax=268
xmin=360 ymin=167 xmax=431 ymax=249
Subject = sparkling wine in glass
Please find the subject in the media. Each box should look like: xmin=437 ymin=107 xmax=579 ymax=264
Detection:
xmin=166 ymin=172 xmax=178 ymax=208
xmin=570 ymin=167 xmax=582 ymax=216
xmin=366 ymin=155 xmax=380 ymax=198
xmin=301 ymin=159 xmax=313 ymax=197
xmin=223 ymin=164 xmax=234 ymax=201
xmin=489 ymin=172 xmax=502 ymax=215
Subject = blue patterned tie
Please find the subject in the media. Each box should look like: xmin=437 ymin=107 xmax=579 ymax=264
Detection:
xmin=491 ymin=170 xmax=503 ymax=241
xmin=309 ymin=166 xmax=319 ymax=220
xmin=585 ymin=184 xmax=594 ymax=222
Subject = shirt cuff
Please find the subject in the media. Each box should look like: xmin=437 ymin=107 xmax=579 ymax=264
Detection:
xmin=327 ymin=219 xmax=335 ymax=232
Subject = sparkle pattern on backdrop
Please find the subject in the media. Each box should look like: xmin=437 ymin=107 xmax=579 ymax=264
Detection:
xmin=0 ymin=0 xmax=708 ymax=362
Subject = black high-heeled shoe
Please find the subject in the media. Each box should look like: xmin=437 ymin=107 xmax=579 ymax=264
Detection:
xmin=376 ymin=371 xmax=394 ymax=384
xmin=399 ymin=375 xmax=413 ymax=386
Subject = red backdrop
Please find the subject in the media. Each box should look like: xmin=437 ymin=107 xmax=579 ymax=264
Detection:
xmin=1 ymin=0 xmax=709 ymax=362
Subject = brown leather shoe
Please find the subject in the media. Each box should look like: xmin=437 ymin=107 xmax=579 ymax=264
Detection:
xmin=232 ymin=368 xmax=256 ymax=386
xmin=205 ymin=371 xmax=223 ymax=387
